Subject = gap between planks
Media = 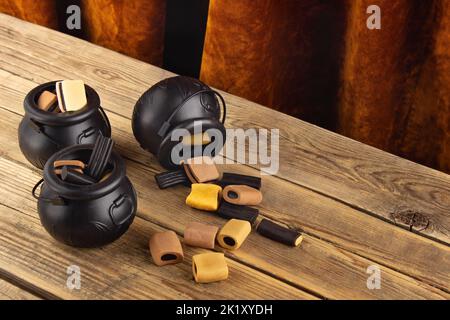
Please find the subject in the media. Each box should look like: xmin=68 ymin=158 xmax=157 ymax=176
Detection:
xmin=1 ymin=81 xmax=449 ymax=294
xmin=0 ymin=24 xmax=447 ymax=245
xmin=0 ymin=201 xmax=313 ymax=300
xmin=0 ymin=110 xmax=448 ymax=299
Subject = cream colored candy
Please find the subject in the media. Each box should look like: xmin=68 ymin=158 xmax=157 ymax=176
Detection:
xmin=192 ymin=252 xmax=228 ymax=283
xmin=56 ymin=80 xmax=87 ymax=112
xmin=217 ymin=219 xmax=251 ymax=250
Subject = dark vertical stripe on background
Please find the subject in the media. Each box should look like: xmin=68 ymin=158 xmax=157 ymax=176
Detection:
xmin=56 ymin=0 xmax=85 ymax=39
xmin=163 ymin=0 xmax=210 ymax=78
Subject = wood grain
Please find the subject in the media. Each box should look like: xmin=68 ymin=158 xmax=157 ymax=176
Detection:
xmin=0 ymin=14 xmax=447 ymax=245
xmin=0 ymin=279 xmax=40 ymax=300
xmin=0 ymin=14 xmax=449 ymax=299
xmin=0 ymin=160 xmax=310 ymax=300
xmin=0 ymin=107 xmax=448 ymax=299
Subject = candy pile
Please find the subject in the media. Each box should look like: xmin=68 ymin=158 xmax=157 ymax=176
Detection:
xmin=150 ymin=156 xmax=303 ymax=283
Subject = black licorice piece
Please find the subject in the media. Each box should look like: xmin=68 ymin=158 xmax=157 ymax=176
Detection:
xmin=87 ymin=134 xmax=103 ymax=174
xmin=218 ymin=172 xmax=261 ymax=190
xmin=217 ymin=202 xmax=259 ymax=225
xmin=87 ymin=134 xmax=114 ymax=180
xmin=256 ymin=219 xmax=303 ymax=247
xmin=61 ymin=166 xmax=96 ymax=185
xmin=155 ymin=170 xmax=190 ymax=189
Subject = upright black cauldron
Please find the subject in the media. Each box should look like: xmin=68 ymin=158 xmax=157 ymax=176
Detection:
xmin=132 ymin=76 xmax=226 ymax=169
xmin=33 ymin=144 xmax=137 ymax=248
xmin=19 ymin=81 xmax=111 ymax=169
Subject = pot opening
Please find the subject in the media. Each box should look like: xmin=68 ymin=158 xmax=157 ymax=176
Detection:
xmin=25 ymin=81 xmax=100 ymax=126
xmin=44 ymin=145 xmax=125 ymax=200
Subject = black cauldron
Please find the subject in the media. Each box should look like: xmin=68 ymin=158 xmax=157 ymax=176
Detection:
xmin=19 ymin=81 xmax=111 ymax=169
xmin=132 ymin=76 xmax=226 ymax=169
xmin=32 ymin=144 xmax=137 ymax=248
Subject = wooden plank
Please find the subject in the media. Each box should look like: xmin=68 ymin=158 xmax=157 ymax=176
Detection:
xmin=0 ymin=109 xmax=447 ymax=299
xmin=0 ymin=279 xmax=40 ymax=300
xmin=1 ymin=74 xmax=449 ymax=294
xmin=0 ymin=165 xmax=310 ymax=300
xmin=0 ymin=13 xmax=448 ymax=245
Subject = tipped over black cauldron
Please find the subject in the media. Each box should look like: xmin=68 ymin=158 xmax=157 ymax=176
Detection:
xmin=131 ymin=76 xmax=226 ymax=169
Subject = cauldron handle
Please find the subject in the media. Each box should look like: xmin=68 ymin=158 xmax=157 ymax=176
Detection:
xmin=211 ymin=90 xmax=227 ymax=124
xmin=98 ymin=105 xmax=111 ymax=135
xmin=32 ymin=178 xmax=66 ymax=206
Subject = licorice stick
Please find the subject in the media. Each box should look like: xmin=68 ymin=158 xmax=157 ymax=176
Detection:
xmin=54 ymin=167 xmax=83 ymax=175
xmin=222 ymin=185 xmax=262 ymax=205
xmin=256 ymin=219 xmax=303 ymax=247
xmin=155 ymin=170 xmax=189 ymax=189
xmin=217 ymin=202 xmax=259 ymax=225
xmin=87 ymin=135 xmax=114 ymax=180
xmin=218 ymin=172 xmax=261 ymax=190
xmin=93 ymin=138 xmax=113 ymax=179
xmin=61 ymin=166 xmax=96 ymax=185
xmin=87 ymin=134 xmax=102 ymax=172
xmin=89 ymin=135 xmax=107 ymax=177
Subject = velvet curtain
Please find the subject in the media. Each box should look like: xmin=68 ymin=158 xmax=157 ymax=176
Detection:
xmin=1 ymin=0 xmax=449 ymax=173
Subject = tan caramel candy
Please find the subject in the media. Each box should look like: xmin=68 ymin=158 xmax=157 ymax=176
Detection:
xmin=223 ymin=185 xmax=262 ymax=206
xmin=184 ymin=222 xmax=219 ymax=249
xmin=149 ymin=231 xmax=184 ymax=266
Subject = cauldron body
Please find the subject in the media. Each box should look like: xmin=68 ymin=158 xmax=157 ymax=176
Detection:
xmin=19 ymin=81 xmax=111 ymax=169
xmin=36 ymin=145 xmax=137 ymax=248
xmin=132 ymin=76 xmax=226 ymax=169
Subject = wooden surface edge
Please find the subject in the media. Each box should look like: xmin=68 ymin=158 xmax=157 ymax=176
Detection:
xmin=0 ymin=278 xmax=41 ymax=300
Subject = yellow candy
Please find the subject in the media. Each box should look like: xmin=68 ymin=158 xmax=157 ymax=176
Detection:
xmin=186 ymin=183 xmax=222 ymax=211
xmin=192 ymin=252 xmax=228 ymax=283
xmin=217 ymin=219 xmax=251 ymax=250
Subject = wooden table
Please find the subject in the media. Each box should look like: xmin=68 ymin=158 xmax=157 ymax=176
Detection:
xmin=0 ymin=14 xmax=449 ymax=300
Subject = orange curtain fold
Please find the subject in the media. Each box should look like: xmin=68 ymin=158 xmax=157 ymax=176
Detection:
xmin=200 ymin=0 xmax=347 ymax=128
xmin=339 ymin=0 xmax=450 ymax=171
xmin=398 ymin=0 xmax=450 ymax=173
xmin=0 ymin=0 xmax=449 ymax=173
xmin=81 ymin=0 xmax=166 ymax=66
xmin=0 ymin=0 xmax=58 ymax=29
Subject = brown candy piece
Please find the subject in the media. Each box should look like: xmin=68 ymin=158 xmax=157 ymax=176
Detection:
xmin=54 ymin=160 xmax=86 ymax=169
xmin=182 ymin=156 xmax=220 ymax=183
xmin=53 ymin=159 xmax=85 ymax=175
xmin=184 ymin=222 xmax=219 ymax=249
xmin=149 ymin=231 xmax=184 ymax=266
xmin=223 ymin=185 xmax=263 ymax=206
xmin=37 ymin=90 xmax=57 ymax=111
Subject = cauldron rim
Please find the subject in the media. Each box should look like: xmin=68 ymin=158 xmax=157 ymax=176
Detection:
xmin=43 ymin=144 xmax=125 ymax=200
xmin=24 ymin=80 xmax=100 ymax=126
